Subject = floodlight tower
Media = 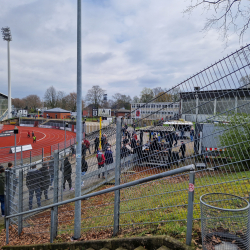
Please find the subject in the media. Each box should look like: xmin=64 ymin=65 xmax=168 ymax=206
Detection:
xmin=1 ymin=27 xmax=12 ymax=119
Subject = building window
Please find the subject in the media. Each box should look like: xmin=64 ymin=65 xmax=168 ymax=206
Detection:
xmin=137 ymin=104 xmax=140 ymax=108
xmin=132 ymin=105 xmax=135 ymax=108
xmin=151 ymin=104 xmax=155 ymax=108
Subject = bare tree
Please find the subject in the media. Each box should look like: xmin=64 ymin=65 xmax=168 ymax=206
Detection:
xmin=132 ymin=95 xmax=140 ymax=103
xmin=23 ymin=95 xmax=42 ymax=111
xmin=140 ymin=88 xmax=154 ymax=103
xmin=152 ymin=87 xmax=164 ymax=97
xmin=85 ymin=85 xmax=105 ymax=108
xmin=240 ymin=74 xmax=250 ymax=88
xmin=44 ymin=86 xmax=57 ymax=108
xmin=12 ymin=98 xmax=25 ymax=109
xmin=155 ymin=92 xmax=172 ymax=102
xmin=112 ymin=93 xmax=132 ymax=109
xmin=184 ymin=0 xmax=250 ymax=43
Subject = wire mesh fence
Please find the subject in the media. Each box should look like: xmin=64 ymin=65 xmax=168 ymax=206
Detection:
xmin=2 ymin=44 xmax=250 ymax=247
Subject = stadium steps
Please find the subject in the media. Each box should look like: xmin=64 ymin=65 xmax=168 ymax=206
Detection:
xmin=0 ymin=109 xmax=8 ymax=121
xmin=40 ymin=119 xmax=50 ymax=125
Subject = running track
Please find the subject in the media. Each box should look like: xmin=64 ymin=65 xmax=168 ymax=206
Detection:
xmin=0 ymin=125 xmax=76 ymax=164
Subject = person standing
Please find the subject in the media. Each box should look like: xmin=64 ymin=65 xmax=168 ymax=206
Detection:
xmin=0 ymin=166 xmax=5 ymax=217
xmin=82 ymin=142 xmax=87 ymax=157
xmin=94 ymin=137 xmax=99 ymax=153
xmin=104 ymin=147 xmax=113 ymax=166
xmin=96 ymin=150 xmax=105 ymax=179
xmin=84 ymin=139 xmax=91 ymax=154
xmin=133 ymin=122 xmax=136 ymax=131
xmin=61 ymin=157 xmax=74 ymax=191
xmin=179 ymin=141 xmax=186 ymax=162
xmin=26 ymin=165 xmax=42 ymax=210
xmin=39 ymin=163 xmax=50 ymax=200
xmin=190 ymin=129 xmax=194 ymax=142
xmin=33 ymin=135 xmax=36 ymax=143
xmin=27 ymin=131 xmax=30 ymax=138
xmin=32 ymin=131 xmax=34 ymax=137
xmin=81 ymin=156 xmax=88 ymax=187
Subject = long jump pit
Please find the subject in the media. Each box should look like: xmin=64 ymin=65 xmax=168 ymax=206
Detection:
xmin=0 ymin=125 xmax=76 ymax=166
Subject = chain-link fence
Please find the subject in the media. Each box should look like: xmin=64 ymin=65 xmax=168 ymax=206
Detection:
xmin=2 ymin=44 xmax=250 ymax=247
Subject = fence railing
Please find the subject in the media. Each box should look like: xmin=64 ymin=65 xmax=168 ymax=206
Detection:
xmin=5 ymin=164 xmax=195 ymax=245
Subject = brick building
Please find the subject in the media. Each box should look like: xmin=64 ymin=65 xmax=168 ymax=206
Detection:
xmin=43 ymin=108 xmax=71 ymax=119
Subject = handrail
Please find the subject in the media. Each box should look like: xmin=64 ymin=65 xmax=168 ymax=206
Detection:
xmin=6 ymin=164 xmax=194 ymax=218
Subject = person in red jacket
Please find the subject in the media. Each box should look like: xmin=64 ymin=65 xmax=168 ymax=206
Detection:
xmin=84 ymin=139 xmax=91 ymax=154
xmin=27 ymin=131 xmax=30 ymax=138
xmin=96 ymin=149 xmax=105 ymax=179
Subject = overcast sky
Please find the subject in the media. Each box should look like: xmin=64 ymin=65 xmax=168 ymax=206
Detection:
xmin=0 ymin=0 xmax=249 ymax=100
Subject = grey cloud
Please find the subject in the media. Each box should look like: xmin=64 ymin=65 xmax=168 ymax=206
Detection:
xmin=85 ymin=52 xmax=114 ymax=64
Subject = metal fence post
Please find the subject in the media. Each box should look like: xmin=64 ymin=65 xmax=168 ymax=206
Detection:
xmin=50 ymin=206 xmax=55 ymax=243
xmin=53 ymin=150 xmax=59 ymax=238
xmin=21 ymin=146 xmax=23 ymax=166
xmin=113 ymin=117 xmax=122 ymax=236
xmin=18 ymin=169 xmax=23 ymax=235
xmin=6 ymin=217 xmax=9 ymax=244
xmin=5 ymin=170 xmax=10 ymax=226
xmin=42 ymin=148 xmax=44 ymax=162
xmin=30 ymin=151 xmax=32 ymax=164
xmin=186 ymin=170 xmax=195 ymax=246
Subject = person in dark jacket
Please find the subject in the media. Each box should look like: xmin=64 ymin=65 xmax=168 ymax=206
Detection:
xmin=121 ymin=145 xmax=130 ymax=159
xmin=0 ymin=166 xmax=5 ymax=217
xmin=94 ymin=137 xmax=99 ymax=153
xmin=39 ymin=164 xmax=50 ymax=200
xmin=82 ymin=142 xmax=87 ymax=157
xmin=123 ymin=136 xmax=129 ymax=145
xmin=134 ymin=142 xmax=143 ymax=164
xmin=6 ymin=162 xmax=18 ymax=197
xmin=105 ymin=147 xmax=113 ymax=165
xmin=179 ymin=141 xmax=186 ymax=162
xmin=101 ymin=135 xmax=106 ymax=150
xmin=131 ymin=137 xmax=137 ymax=153
xmin=96 ymin=150 xmax=105 ymax=178
xmin=26 ymin=165 xmax=42 ymax=210
xmin=61 ymin=157 xmax=74 ymax=191
xmin=190 ymin=129 xmax=194 ymax=142
xmin=81 ymin=156 xmax=88 ymax=186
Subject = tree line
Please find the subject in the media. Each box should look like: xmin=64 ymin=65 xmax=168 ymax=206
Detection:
xmin=12 ymin=85 xmax=180 ymax=112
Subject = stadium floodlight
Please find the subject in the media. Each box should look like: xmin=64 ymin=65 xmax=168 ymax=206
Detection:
xmin=1 ymin=27 xmax=12 ymax=41
xmin=1 ymin=26 xmax=12 ymax=119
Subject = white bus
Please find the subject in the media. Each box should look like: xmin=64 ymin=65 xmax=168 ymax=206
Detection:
xmin=163 ymin=120 xmax=193 ymax=139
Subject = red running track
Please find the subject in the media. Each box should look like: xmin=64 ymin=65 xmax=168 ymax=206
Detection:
xmin=0 ymin=125 xmax=76 ymax=164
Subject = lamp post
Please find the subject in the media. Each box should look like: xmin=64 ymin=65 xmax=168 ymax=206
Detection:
xmin=1 ymin=27 xmax=12 ymax=119
xmin=14 ymin=126 xmax=18 ymax=166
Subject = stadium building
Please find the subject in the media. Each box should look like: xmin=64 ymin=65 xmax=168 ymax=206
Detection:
xmin=131 ymin=102 xmax=180 ymax=120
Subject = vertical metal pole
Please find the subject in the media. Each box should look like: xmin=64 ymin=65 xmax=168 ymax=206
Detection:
xmin=50 ymin=207 xmax=55 ymax=243
xmin=21 ymin=146 xmax=23 ymax=166
xmin=64 ymin=126 xmax=66 ymax=156
xmin=58 ymin=143 xmax=59 ymax=152
xmin=30 ymin=151 xmax=32 ymax=164
xmin=53 ymin=150 xmax=59 ymax=238
xmin=18 ymin=170 xmax=23 ymax=235
xmin=74 ymin=0 xmax=82 ymax=239
xmin=186 ymin=171 xmax=195 ymax=246
xmin=5 ymin=170 xmax=10 ymax=222
xmin=42 ymin=148 xmax=44 ymax=162
xmin=51 ymin=145 xmax=52 ymax=156
xmin=14 ymin=133 xmax=16 ymax=167
xmin=7 ymin=40 xmax=11 ymax=119
xmin=113 ymin=117 xmax=122 ymax=236
xmin=6 ymin=218 xmax=9 ymax=244
xmin=99 ymin=117 xmax=102 ymax=149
